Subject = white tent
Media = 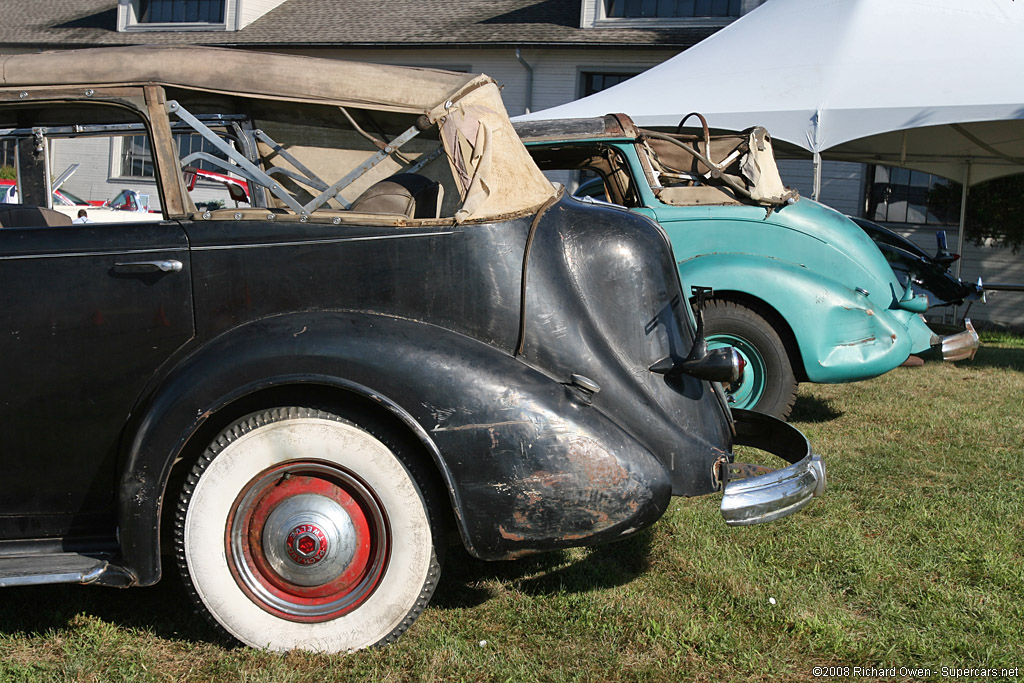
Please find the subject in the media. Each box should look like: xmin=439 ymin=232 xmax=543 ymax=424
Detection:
xmin=517 ymin=0 xmax=1024 ymax=273
xmin=518 ymin=0 xmax=1024 ymax=187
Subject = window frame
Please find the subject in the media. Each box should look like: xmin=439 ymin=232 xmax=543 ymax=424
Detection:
xmin=113 ymin=132 xmax=234 ymax=183
xmin=119 ymin=0 xmax=232 ymax=32
xmin=865 ymin=164 xmax=959 ymax=227
xmin=582 ymin=0 xmax=758 ymax=28
xmin=1 ymin=137 xmax=15 ymax=169
xmin=602 ymin=0 xmax=742 ymax=20
xmin=578 ymin=70 xmax=642 ymax=99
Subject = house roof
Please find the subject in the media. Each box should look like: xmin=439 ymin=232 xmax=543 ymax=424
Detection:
xmin=0 ymin=1 xmax=716 ymax=50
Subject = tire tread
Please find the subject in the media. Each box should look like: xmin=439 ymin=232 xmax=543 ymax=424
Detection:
xmin=703 ymin=298 xmax=798 ymax=419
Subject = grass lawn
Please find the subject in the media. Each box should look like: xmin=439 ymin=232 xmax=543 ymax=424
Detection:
xmin=2 ymin=333 xmax=1022 ymax=682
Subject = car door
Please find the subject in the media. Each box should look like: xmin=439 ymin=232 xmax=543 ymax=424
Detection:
xmin=0 ymin=218 xmax=194 ymax=541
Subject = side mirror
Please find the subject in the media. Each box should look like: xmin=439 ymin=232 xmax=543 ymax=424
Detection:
xmin=650 ymin=286 xmax=745 ymax=384
xmin=934 ymin=230 xmax=960 ymax=268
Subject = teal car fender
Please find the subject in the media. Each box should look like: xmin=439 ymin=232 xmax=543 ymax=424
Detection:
xmin=674 ymin=251 xmax=925 ymax=384
xmin=632 ymin=194 xmax=934 ymax=383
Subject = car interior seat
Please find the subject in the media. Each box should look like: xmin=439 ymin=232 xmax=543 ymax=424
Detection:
xmin=349 ymin=173 xmax=443 ymax=219
xmin=0 ymin=204 xmax=74 ymax=228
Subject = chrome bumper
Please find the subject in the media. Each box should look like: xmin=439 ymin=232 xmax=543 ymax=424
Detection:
xmin=720 ymin=409 xmax=826 ymax=526
xmin=940 ymin=318 xmax=979 ymax=361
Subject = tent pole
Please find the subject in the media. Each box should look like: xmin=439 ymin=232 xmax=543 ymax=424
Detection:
xmin=955 ymin=162 xmax=970 ymax=281
xmin=812 ymin=151 xmax=822 ymax=201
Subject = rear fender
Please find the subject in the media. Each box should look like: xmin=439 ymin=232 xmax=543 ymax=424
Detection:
xmin=679 ymin=253 xmax=914 ymax=383
xmin=119 ymin=311 xmax=671 ymax=584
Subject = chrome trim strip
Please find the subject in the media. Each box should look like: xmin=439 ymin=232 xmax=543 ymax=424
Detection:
xmin=0 ymin=246 xmax=185 ymax=262
xmin=191 ymin=231 xmax=454 ymax=251
xmin=0 ymin=561 xmax=109 ymax=588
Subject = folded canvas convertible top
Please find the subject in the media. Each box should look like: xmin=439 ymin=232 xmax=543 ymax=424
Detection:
xmin=0 ymin=46 xmax=557 ymax=223
xmin=0 ymin=46 xmax=490 ymax=118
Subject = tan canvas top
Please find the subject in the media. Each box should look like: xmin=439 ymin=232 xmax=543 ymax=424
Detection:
xmin=0 ymin=46 xmax=557 ymax=222
xmin=0 ymin=46 xmax=489 ymax=117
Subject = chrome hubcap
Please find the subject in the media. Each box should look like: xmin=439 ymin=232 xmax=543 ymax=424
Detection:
xmin=262 ymin=493 xmax=357 ymax=586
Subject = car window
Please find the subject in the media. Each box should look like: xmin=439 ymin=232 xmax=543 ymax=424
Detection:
xmin=0 ymin=104 xmax=167 ymax=227
xmin=159 ymin=94 xmax=462 ymax=222
xmin=527 ymin=142 xmax=641 ymax=208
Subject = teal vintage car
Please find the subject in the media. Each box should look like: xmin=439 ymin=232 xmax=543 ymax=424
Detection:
xmin=517 ymin=114 xmax=972 ymax=419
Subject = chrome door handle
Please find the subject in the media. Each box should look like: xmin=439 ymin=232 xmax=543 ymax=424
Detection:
xmin=112 ymin=259 xmax=183 ymax=274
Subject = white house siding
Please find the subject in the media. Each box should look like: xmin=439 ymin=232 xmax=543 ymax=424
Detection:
xmin=278 ymin=46 xmax=681 ymax=117
xmin=776 ymin=159 xmax=866 ymax=217
xmin=957 ymin=239 xmax=1024 ymax=330
xmin=50 ymin=137 xmax=116 ymax=206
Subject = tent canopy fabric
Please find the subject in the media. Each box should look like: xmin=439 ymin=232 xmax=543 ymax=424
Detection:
xmin=517 ymin=0 xmax=1024 ymax=185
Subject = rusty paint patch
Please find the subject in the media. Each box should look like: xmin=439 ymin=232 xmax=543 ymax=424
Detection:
xmin=497 ymin=525 xmax=526 ymax=542
xmin=837 ymin=336 xmax=876 ymax=347
xmin=519 ymin=471 xmax=573 ymax=488
xmin=563 ymin=436 xmax=631 ymax=488
xmin=494 ymin=435 xmax=652 ymax=545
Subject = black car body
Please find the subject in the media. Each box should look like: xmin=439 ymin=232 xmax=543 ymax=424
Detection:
xmin=0 ymin=47 xmax=824 ymax=653
xmin=849 ymin=217 xmax=985 ymax=309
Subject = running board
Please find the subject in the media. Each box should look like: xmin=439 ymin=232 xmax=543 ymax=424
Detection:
xmin=0 ymin=553 xmax=133 ymax=588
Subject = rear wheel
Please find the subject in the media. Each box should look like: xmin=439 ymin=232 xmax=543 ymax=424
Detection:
xmin=175 ymin=407 xmax=441 ymax=653
xmin=703 ymin=299 xmax=798 ymax=419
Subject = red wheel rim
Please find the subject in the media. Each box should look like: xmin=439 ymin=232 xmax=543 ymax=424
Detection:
xmin=225 ymin=462 xmax=389 ymax=622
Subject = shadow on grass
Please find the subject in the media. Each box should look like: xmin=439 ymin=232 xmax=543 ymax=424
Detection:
xmin=0 ymin=528 xmax=651 ymax=643
xmin=432 ymin=527 xmax=654 ymax=608
xmin=963 ymin=345 xmax=1024 ymax=372
xmin=2 ymin=532 xmax=654 ymax=640
xmin=0 ymin=571 xmax=227 ymax=645
xmin=789 ymin=394 xmax=843 ymax=423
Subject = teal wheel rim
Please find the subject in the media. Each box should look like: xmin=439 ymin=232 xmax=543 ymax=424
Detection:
xmin=707 ymin=334 xmax=767 ymax=410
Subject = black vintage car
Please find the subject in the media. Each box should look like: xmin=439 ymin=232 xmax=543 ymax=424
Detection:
xmin=0 ymin=47 xmax=824 ymax=653
xmin=849 ymin=217 xmax=985 ymax=309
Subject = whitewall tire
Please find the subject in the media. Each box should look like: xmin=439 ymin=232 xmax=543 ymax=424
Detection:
xmin=174 ymin=407 xmax=441 ymax=653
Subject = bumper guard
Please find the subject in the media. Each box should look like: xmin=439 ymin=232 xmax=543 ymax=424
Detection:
xmin=720 ymin=409 xmax=826 ymax=526
xmin=940 ymin=318 xmax=979 ymax=361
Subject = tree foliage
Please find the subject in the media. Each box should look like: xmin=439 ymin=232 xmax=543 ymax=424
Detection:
xmin=0 ymin=165 xmax=15 ymax=180
xmin=928 ymin=173 xmax=1024 ymax=253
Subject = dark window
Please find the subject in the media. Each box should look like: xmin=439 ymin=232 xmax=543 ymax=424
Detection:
xmin=867 ymin=165 xmax=958 ymax=225
xmin=175 ymin=133 xmax=230 ymax=173
xmin=604 ymin=0 xmax=741 ymax=18
xmin=121 ymin=133 xmax=229 ymax=178
xmin=580 ymin=72 xmax=640 ymax=97
xmin=138 ymin=0 xmax=225 ymax=23
xmin=121 ymin=134 xmax=153 ymax=178
xmin=1 ymin=137 xmax=14 ymax=169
